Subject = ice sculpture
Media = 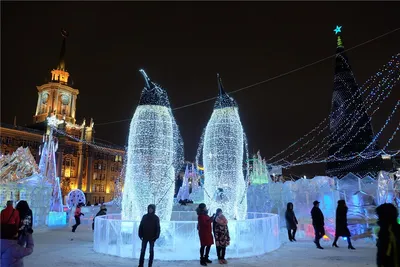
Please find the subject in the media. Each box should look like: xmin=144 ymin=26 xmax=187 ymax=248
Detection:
xmin=0 ymin=147 xmax=39 ymax=183
xmin=0 ymin=148 xmax=53 ymax=227
xmin=377 ymin=171 xmax=395 ymax=205
xmin=38 ymin=126 xmax=63 ymax=213
xmin=121 ymin=70 xmax=183 ymax=221
xmin=249 ymin=151 xmax=270 ymax=185
xmin=94 ymin=212 xmax=280 ymax=260
xmin=200 ymin=74 xmax=248 ymax=220
xmin=176 ymin=165 xmax=190 ymax=201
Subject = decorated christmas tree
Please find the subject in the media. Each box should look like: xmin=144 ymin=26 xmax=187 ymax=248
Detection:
xmin=326 ymin=26 xmax=383 ymax=177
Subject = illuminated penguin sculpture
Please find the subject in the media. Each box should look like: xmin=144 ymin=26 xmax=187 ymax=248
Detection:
xmin=200 ymin=74 xmax=248 ymax=220
xmin=122 ymin=70 xmax=183 ymax=221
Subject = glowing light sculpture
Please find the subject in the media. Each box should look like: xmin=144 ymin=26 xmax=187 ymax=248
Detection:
xmin=122 ymin=70 xmax=183 ymax=221
xmin=201 ymin=74 xmax=248 ymax=220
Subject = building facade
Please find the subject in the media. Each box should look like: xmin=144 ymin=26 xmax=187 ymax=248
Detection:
xmin=0 ymin=30 xmax=124 ymax=204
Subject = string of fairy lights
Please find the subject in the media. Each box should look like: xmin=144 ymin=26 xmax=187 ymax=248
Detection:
xmin=294 ymin=72 xmax=398 ymax=165
xmin=268 ymin=53 xmax=399 ymax=162
xmin=51 ymin=53 xmax=400 ymax=172
xmin=271 ymin=54 xmax=400 ymax=165
xmin=45 ymin=28 xmax=400 ymax=181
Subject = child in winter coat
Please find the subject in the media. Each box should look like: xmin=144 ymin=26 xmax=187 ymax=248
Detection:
xmin=285 ymin=202 xmax=298 ymax=242
xmin=376 ymin=203 xmax=400 ymax=267
xmin=197 ymin=203 xmax=215 ymax=266
xmin=1 ymin=223 xmax=34 ymax=267
xmin=72 ymin=203 xmax=84 ymax=233
xmin=213 ymin=208 xmax=230 ymax=264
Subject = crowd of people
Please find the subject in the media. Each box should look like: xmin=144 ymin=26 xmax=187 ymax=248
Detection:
xmin=286 ymin=200 xmax=356 ymax=249
xmin=0 ymin=199 xmax=399 ymax=267
xmin=0 ymin=200 xmax=34 ymax=267
xmin=284 ymin=199 xmax=400 ymax=266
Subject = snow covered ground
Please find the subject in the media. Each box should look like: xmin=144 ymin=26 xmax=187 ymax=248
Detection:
xmin=25 ymin=227 xmax=376 ymax=267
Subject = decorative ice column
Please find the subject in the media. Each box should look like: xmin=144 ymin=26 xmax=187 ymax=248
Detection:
xmin=122 ymin=70 xmax=183 ymax=221
xmin=38 ymin=118 xmax=63 ymax=213
xmin=177 ymin=165 xmax=191 ymax=201
xmin=38 ymin=117 xmax=66 ymax=226
xmin=200 ymin=74 xmax=248 ymax=220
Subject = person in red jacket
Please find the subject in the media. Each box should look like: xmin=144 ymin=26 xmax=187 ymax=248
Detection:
xmin=1 ymin=201 xmax=20 ymax=229
xmin=71 ymin=203 xmax=84 ymax=233
xmin=196 ymin=203 xmax=215 ymax=266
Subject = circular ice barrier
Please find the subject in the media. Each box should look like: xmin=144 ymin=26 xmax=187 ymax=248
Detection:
xmin=93 ymin=212 xmax=280 ymax=260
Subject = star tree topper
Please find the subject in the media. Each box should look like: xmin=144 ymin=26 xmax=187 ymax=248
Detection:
xmin=334 ymin=25 xmax=342 ymax=35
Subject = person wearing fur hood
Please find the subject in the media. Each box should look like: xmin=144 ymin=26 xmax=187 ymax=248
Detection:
xmin=213 ymin=208 xmax=230 ymax=264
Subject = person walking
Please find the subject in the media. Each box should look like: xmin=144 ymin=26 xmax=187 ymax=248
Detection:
xmin=213 ymin=208 xmax=230 ymax=264
xmin=311 ymin=200 xmax=325 ymax=249
xmin=285 ymin=202 xmax=298 ymax=242
xmin=92 ymin=205 xmax=107 ymax=231
xmin=1 ymin=223 xmax=34 ymax=267
xmin=71 ymin=203 xmax=84 ymax=233
xmin=138 ymin=204 xmax=160 ymax=267
xmin=197 ymin=203 xmax=215 ymax=266
xmin=376 ymin=203 xmax=400 ymax=267
xmin=15 ymin=201 xmax=33 ymax=246
xmin=332 ymin=200 xmax=355 ymax=249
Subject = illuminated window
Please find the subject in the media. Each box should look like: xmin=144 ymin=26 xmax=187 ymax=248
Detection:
xmin=64 ymin=157 xmax=71 ymax=178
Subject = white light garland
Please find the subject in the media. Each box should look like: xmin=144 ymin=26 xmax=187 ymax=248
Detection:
xmin=121 ymin=70 xmax=183 ymax=221
xmin=270 ymin=53 xmax=400 ymax=165
xmin=202 ymin=75 xmax=247 ymax=220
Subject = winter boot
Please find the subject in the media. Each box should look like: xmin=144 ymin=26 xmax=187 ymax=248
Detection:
xmin=205 ymin=256 xmax=212 ymax=264
xmin=314 ymin=240 xmax=324 ymax=249
xmin=288 ymin=230 xmax=293 ymax=242
xmin=200 ymin=257 xmax=207 ymax=266
xmin=292 ymin=229 xmax=297 ymax=241
xmin=347 ymin=238 xmax=355 ymax=250
xmin=332 ymin=236 xmax=339 ymax=247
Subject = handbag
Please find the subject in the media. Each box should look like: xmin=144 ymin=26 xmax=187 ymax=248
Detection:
xmin=1 ymin=210 xmax=18 ymax=239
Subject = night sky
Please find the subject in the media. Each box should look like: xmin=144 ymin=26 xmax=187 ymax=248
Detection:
xmin=2 ymin=2 xmax=400 ymax=176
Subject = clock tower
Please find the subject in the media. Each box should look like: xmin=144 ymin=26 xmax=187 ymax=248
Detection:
xmin=33 ymin=29 xmax=78 ymax=125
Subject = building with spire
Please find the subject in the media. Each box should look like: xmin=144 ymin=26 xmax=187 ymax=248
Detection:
xmin=0 ymin=30 xmax=124 ymax=204
xmin=326 ymin=26 xmax=383 ymax=177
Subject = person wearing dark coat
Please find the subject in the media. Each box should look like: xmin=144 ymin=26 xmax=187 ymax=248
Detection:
xmin=92 ymin=205 xmax=107 ymax=230
xmin=285 ymin=202 xmax=298 ymax=242
xmin=197 ymin=203 xmax=215 ymax=266
xmin=376 ymin=203 xmax=400 ymax=267
xmin=138 ymin=204 xmax=160 ymax=267
xmin=332 ymin=200 xmax=355 ymax=249
xmin=311 ymin=200 xmax=325 ymax=249
xmin=15 ymin=201 xmax=33 ymax=247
